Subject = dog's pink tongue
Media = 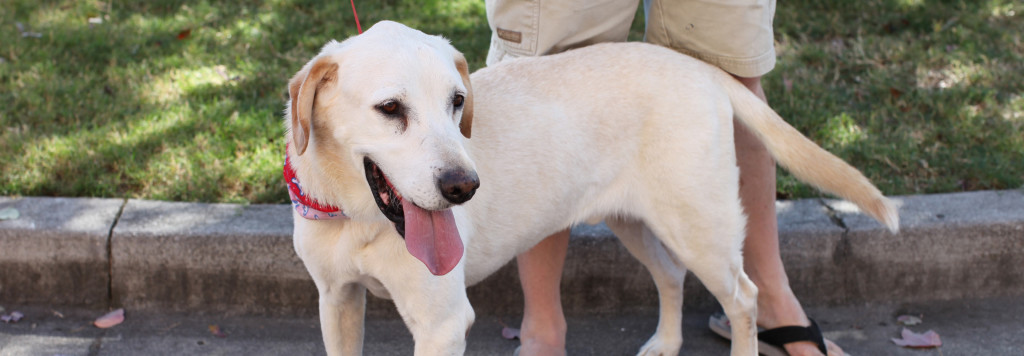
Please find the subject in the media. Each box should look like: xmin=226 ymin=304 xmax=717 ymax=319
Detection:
xmin=402 ymin=199 xmax=464 ymax=276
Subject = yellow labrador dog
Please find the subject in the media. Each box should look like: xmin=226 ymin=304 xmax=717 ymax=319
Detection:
xmin=285 ymin=21 xmax=898 ymax=356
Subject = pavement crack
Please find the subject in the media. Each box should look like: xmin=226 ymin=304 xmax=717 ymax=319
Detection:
xmin=87 ymin=329 xmax=106 ymax=356
xmin=818 ymin=198 xmax=849 ymax=232
xmin=106 ymin=198 xmax=128 ymax=309
xmin=821 ymin=198 xmax=856 ymax=290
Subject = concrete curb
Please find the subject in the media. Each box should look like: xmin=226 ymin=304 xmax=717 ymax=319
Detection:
xmin=0 ymin=197 xmax=123 ymax=308
xmin=2 ymin=190 xmax=1022 ymax=316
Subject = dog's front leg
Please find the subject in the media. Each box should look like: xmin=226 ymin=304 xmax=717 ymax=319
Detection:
xmin=386 ymin=270 xmax=474 ymax=356
xmin=320 ymin=283 xmax=368 ymax=356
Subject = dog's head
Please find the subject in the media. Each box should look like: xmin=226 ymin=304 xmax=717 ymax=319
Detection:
xmin=286 ymin=21 xmax=477 ymax=276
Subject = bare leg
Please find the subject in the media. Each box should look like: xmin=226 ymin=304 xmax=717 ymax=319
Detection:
xmin=516 ymin=229 xmax=570 ymax=356
xmin=734 ymin=76 xmax=844 ymax=356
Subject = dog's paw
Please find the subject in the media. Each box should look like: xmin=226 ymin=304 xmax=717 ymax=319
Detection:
xmin=636 ymin=335 xmax=682 ymax=356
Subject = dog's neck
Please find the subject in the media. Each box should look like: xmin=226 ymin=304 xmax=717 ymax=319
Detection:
xmin=284 ymin=144 xmax=348 ymax=220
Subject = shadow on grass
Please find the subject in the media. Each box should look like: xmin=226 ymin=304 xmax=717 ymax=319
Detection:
xmin=768 ymin=0 xmax=1023 ymax=197
xmin=0 ymin=0 xmax=489 ymax=203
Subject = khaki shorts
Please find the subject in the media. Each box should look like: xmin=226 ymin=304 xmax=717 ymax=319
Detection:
xmin=484 ymin=0 xmax=776 ymax=78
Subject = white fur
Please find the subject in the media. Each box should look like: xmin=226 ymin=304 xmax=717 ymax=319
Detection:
xmin=287 ymin=21 xmax=898 ymax=356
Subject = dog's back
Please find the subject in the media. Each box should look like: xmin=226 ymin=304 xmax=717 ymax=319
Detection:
xmin=461 ymin=42 xmax=898 ymax=285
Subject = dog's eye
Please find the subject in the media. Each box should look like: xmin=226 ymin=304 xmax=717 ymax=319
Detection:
xmin=377 ymin=101 xmax=401 ymax=116
xmin=453 ymin=94 xmax=465 ymax=108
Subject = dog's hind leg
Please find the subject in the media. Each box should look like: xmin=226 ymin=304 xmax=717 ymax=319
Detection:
xmin=320 ymin=283 xmax=367 ymax=356
xmin=645 ymin=210 xmax=758 ymax=356
xmin=606 ymin=217 xmax=686 ymax=356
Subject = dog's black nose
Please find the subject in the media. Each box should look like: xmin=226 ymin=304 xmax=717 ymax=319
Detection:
xmin=438 ymin=168 xmax=480 ymax=204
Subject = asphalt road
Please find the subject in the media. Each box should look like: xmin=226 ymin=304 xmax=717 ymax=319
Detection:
xmin=2 ymin=296 xmax=1021 ymax=355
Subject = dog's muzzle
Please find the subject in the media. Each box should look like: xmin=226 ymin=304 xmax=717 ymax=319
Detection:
xmin=437 ymin=168 xmax=479 ymax=205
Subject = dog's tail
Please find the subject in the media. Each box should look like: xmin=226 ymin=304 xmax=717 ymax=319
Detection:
xmin=718 ymin=70 xmax=900 ymax=233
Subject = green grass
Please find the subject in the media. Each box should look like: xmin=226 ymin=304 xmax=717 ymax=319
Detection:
xmin=1 ymin=0 xmax=1021 ymax=203
xmin=767 ymin=0 xmax=1024 ymax=198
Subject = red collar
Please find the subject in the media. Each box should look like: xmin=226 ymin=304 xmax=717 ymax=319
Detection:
xmin=284 ymin=147 xmax=347 ymax=220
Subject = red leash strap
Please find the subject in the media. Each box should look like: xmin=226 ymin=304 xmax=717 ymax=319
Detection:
xmin=350 ymin=0 xmax=363 ymax=34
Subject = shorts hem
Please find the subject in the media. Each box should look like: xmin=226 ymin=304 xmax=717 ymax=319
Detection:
xmin=669 ymin=45 xmax=776 ymax=78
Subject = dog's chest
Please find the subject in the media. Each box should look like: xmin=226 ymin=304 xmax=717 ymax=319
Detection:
xmin=360 ymin=276 xmax=392 ymax=299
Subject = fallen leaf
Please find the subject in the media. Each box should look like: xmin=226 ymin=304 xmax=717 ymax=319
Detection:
xmin=891 ymin=328 xmax=941 ymax=348
xmin=897 ymin=315 xmax=922 ymax=326
xmin=1 ymin=311 xmax=24 ymax=323
xmin=208 ymin=324 xmax=227 ymax=338
xmin=0 ymin=207 xmax=18 ymax=220
xmin=177 ymin=29 xmax=192 ymax=40
xmin=93 ymin=308 xmax=125 ymax=328
xmin=501 ymin=326 xmax=520 ymax=340
xmin=889 ymin=87 xmax=903 ymax=99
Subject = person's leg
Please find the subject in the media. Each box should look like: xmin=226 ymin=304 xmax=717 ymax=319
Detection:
xmin=733 ymin=76 xmax=844 ymax=356
xmin=515 ymin=229 xmax=570 ymax=356
xmin=646 ymin=0 xmax=843 ymax=353
xmin=485 ymin=1 xmax=639 ymax=354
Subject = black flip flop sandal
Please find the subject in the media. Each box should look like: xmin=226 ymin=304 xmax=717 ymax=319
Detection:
xmin=709 ymin=312 xmax=828 ymax=356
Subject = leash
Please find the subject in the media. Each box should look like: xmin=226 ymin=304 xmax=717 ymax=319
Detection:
xmin=350 ymin=0 xmax=363 ymax=34
xmin=282 ymin=1 xmax=361 ymax=221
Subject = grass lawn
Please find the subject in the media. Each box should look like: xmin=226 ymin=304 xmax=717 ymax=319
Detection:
xmin=1 ymin=0 xmax=1021 ymax=204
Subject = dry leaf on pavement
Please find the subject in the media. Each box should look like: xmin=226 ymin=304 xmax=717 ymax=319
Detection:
xmin=891 ymin=328 xmax=942 ymax=348
xmin=1 ymin=311 xmax=24 ymax=323
xmin=897 ymin=315 xmax=922 ymax=326
xmin=501 ymin=326 xmax=520 ymax=340
xmin=94 ymin=308 xmax=125 ymax=328
xmin=209 ymin=324 xmax=227 ymax=338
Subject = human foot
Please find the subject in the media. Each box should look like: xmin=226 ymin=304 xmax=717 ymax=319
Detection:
xmin=709 ymin=312 xmax=841 ymax=356
xmin=756 ymin=289 xmax=845 ymax=356
xmin=777 ymin=338 xmax=844 ymax=356
xmin=514 ymin=341 xmax=566 ymax=356
xmin=515 ymin=315 xmax=566 ymax=356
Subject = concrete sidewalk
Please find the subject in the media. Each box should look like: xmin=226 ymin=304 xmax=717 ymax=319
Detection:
xmin=1 ymin=297 xmax=1022 ymax=355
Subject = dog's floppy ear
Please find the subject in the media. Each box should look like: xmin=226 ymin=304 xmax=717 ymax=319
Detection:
xmin=454 ymin=53 xmax=473 ymax=138
xmin=288 ymin=56 xmax=339 ymax=155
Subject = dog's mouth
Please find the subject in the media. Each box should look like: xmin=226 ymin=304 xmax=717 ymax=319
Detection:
xmin=363 ymin=157 xmax=464 ymax=276
xmin=364 ymin=157 xmax=405 ymax=236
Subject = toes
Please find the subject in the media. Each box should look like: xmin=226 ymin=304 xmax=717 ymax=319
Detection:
xmin=825 ymin=339 xmax=845 ymax=356
xmin=783 ymin=340 xmax=827 ymax=356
